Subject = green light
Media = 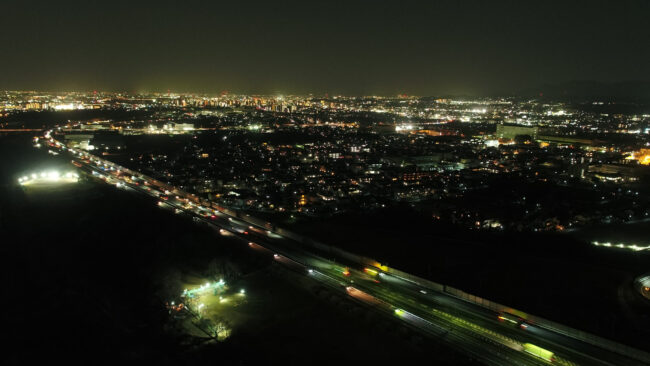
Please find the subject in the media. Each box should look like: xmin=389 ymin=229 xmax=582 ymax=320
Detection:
xmin=523 ymin=343 xmax=555 ymax=362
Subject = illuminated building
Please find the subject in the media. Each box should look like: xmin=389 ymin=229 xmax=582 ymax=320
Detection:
xmin=496 ymin=124 xmax=538 ymax=139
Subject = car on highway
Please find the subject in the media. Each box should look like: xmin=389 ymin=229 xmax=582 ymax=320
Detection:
xmin=498 ymin=312 xmax=528 ymax=329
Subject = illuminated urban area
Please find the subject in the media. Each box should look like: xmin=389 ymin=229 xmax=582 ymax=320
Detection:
xmin=3 ymin=90 xmax=649 ymax=366
xmin=5 ymin=91 xmax=650 ymax=233
xmin=1 ymin=1 xmax=649 ymax=365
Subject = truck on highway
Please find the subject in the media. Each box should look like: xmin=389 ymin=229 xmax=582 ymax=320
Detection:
xmin=523 ymin=343 xmax=555 ymax=362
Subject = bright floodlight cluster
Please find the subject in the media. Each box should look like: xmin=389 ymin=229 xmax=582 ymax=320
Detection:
xmin=18 ymin=170 xmax=79 ymax=185
xmin=592 ymin=241 xmax=650 ymax=252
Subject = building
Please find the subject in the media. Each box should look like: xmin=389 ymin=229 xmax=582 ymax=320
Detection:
xmin=64 ymin=134 xmax=94 ymax=150
xmin=163 ymin=123 xmax=195 ymax=132
xmin=496 ymin=124 xmax=539 ymax=139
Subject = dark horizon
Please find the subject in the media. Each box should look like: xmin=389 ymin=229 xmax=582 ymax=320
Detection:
xmin=1 ymin=0 xmax=648 ymax=96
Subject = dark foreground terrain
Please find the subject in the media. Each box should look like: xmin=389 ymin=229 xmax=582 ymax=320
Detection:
xmin=290 ymin=206 xmax=650 ymax=351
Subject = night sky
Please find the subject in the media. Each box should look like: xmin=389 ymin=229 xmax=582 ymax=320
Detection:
xmin=1 ymin=0 xmax=648 ymax=95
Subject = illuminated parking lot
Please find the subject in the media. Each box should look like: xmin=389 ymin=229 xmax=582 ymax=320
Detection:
xmin=18 ymin=170 xmax=79 ymax=186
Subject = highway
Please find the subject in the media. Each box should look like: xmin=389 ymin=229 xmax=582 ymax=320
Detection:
xmin=48 ymin=136 xmax=650 ymax=366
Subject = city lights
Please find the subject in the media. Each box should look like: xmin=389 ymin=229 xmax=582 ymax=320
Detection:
xmin=1 ymin=0 xmax=648 ymax=363
xmin=18 ymin=170 xmax=79 ymax=185
xmin=592 ymin=241 xmax=650 ymax=252
xmin=17 ymin=87 xmax=649 ymax=366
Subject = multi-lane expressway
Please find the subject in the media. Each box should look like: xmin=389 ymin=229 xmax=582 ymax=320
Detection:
xmin=48 ymin=137 xmax=649 ymax=366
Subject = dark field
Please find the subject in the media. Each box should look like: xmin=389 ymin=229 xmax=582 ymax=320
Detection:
xmin=290 ymin=205 xmax=650 ymax=351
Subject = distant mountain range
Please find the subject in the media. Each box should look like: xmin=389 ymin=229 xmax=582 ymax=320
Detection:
xmin=516 ymin=81 xmax=650 ymax=102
